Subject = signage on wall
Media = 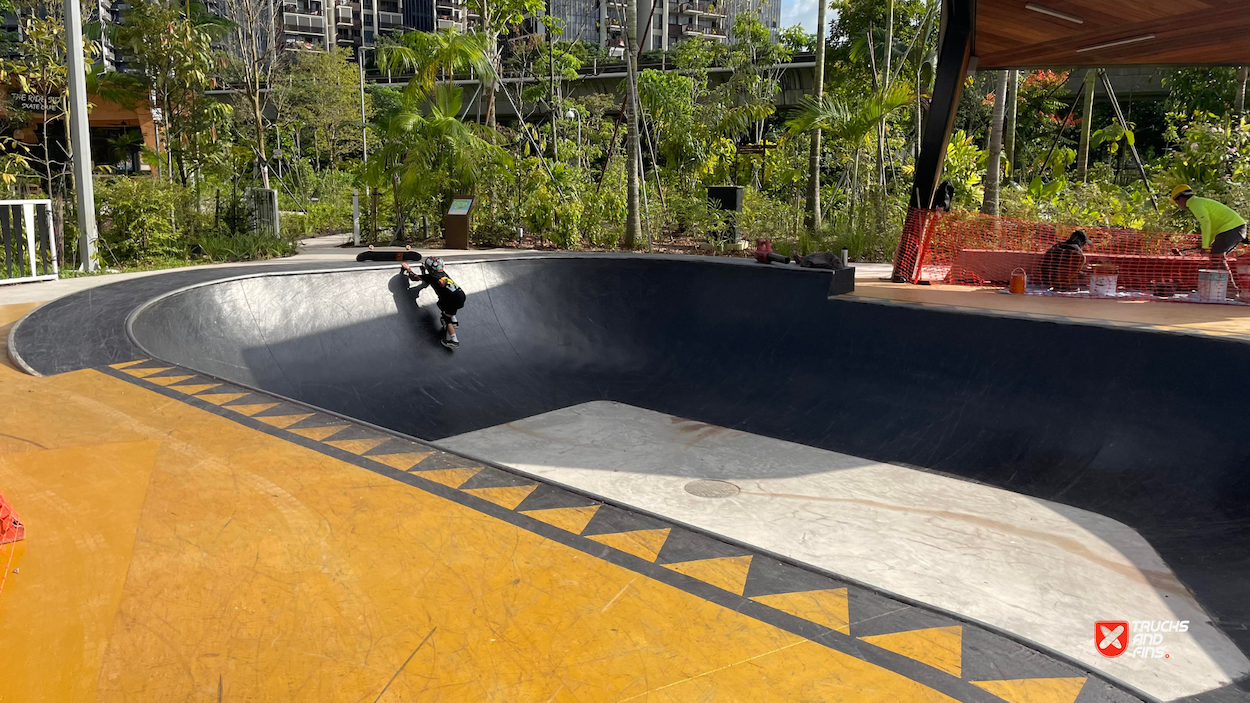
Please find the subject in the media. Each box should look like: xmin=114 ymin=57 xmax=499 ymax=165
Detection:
xmin=9 ymin=93 xmax=58 ymax=113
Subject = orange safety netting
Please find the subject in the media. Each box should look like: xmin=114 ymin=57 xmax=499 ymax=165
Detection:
xmin=894 ymin=207 xmax=1250 ymax=304
xmin=0 ymin=491 xmax=24 ymax=545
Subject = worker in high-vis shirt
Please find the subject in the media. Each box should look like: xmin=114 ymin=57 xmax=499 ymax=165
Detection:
xmin=1171 ymin=185 xmax=1248 ymax=284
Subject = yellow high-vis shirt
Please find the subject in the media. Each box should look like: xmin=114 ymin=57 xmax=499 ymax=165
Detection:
xmin=1187 ymin=196 xmax=1247 ymax=248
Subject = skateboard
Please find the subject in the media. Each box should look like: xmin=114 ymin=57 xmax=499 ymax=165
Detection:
xmin=356 ymin=245 xmax=422 ymax=262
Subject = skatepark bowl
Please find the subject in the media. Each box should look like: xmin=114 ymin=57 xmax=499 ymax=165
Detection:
xmin=5 ymin=254 xmax=1250 ymax=701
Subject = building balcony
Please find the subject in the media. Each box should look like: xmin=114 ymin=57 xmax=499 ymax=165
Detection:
xmin=285 ymin=35 xmax=326 ymax=50
xmin=283 ymin=12 xmax=325 ymax=32
xmin=378 ymin=0 xmax=398 ymax=9
xmin=678 ymin=2 xmax=723 ymax=16
xmin=378 ymin=9 xmax=402 ymax=26
xmin=437 ymin=18 xmax=463 ymax=29
xmin=335 ymin=6 xmax=353 ymax=24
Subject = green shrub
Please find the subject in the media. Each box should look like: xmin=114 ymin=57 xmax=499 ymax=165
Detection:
xmin=94 ymin=176 xmax=185 ymax=262
xmin=196 ymin=228 xmax=299 ymax=261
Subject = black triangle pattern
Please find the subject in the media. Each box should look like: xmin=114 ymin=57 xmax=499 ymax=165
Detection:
xmin=108 ymin=361 xmax=1142 ymax=699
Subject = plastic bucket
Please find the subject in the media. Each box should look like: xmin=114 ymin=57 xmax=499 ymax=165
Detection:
xmin=1089 ymin=264 xmax=1118 ymax=298
xmin=1008 ymin=268 xmax=1027 ymax=294
xmin=1198 ymin=269 xmax=1229 ymax=302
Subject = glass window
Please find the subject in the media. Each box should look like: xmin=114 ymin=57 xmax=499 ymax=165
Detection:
xmin=365 ymin=29 xmax=374 ymax=41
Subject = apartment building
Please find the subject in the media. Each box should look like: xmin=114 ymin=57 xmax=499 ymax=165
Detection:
xmin=584 ymin=0 xmax=780 ymax=52
xmin=276 ymin=0 xmax=459 ymax=53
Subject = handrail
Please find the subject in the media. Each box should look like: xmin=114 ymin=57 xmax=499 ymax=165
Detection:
xmin=0 ymin=199 xmax=58 ymax=287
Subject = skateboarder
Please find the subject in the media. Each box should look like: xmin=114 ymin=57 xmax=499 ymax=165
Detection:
xmin=401 ymin=257 xmax=465 ymax=348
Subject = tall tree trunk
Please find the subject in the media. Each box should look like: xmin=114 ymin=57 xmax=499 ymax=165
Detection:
xmin=804 ymin=0 xmax=827 ymax=235
xmin=872 ymin=0 xmax=892 ymax=233
xmin=391 ymin=173 xmax=406 ymax=241
xmin=486 ymin=39 xmax=500 ymax=128
xmin=1076 ymin=69 xmax=1096 ymax=182
xmin=623 ymin=0 xmax=640 ymax=249
xmin=250 ymin=84 xmax=270 ymax=189
xmin=1236 ymin=66 xmax=1248 ymax=116
xmin=1003 ymin=69 xmax=1018 ymax=184
xmin=550 ymin=28 xmax=559 ymax=162
xmin=981 ymin=70 xmax=1008 ymax=215
xmin=164 ymin=91 xmax=177 ymax=182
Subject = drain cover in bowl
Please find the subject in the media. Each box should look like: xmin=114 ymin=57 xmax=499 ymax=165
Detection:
xmin=683 ymin=479 xmax=740 ymax=498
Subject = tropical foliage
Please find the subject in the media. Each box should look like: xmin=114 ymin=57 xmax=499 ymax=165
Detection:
xmin=0 ymin=0 xmax=1248 ymax=270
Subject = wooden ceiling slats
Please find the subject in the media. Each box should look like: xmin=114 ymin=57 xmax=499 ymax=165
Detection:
xmin=976 ymin=0 xmax=1250 ymax=67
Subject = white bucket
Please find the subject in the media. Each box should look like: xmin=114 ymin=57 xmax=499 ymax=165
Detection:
xmin=1198 ymin=269 xmax=1229 ymax=302
xmin=1089 ymin=272 xmax=1118 ymax=298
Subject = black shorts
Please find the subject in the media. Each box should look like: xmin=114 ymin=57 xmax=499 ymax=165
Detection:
xmin=436 ymin=288 xmax=466 ymax=315
xmin=1210 ymin=225 xmax=1248 ymax=256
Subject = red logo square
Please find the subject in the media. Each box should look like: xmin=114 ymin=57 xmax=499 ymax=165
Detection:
xmin=1097 ymin=621 xmax=1129 ymax=657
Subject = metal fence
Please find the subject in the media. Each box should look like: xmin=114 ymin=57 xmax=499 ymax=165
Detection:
xmin=248 ymin=188 xmax=280 ymax=239
xmin=0 ymin=199 xmax=58 ymax=286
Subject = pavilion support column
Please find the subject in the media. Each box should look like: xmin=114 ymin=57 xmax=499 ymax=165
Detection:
xmin=892 ymin=0 xmax=976 ymax=282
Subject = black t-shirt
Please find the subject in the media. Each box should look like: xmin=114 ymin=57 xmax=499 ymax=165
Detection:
xmin=415 ymin=269 xmax=463 ymax=302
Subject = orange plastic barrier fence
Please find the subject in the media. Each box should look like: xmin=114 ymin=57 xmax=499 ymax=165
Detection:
xmin=0 ymin=491 xmax=24 ymax=545
xmin=894 ymin=208 xmax=1249 ymax=304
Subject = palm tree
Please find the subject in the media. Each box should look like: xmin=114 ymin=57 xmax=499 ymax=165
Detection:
xmin=376 ymin=28 xmax=495 ymax=99
xmin=788 ymin=84 xmax=914 ymax=232
xmin=788 ymin=84 xmax=915 ymax=151
xmin=107 ymin=130 xmax=145 ymax=174
xmin=363 ymin=80 xmax=509 ymax=242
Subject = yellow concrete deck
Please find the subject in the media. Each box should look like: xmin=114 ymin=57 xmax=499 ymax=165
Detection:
xmin=851 ymin=279 xmax=1250 ymax=342
xmin=0 ymin=360 xmax=974 ymax=701
xmin=0 ymin=301 xmax=41 ymax=371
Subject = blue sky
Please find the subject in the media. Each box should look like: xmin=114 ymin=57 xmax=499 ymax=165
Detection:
xmin=780 ymin=0 xmax=822 ymax=36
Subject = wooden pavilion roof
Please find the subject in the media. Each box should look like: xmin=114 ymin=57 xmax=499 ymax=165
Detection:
xmin=974 ymin=0 xmax=1250 ymax=68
